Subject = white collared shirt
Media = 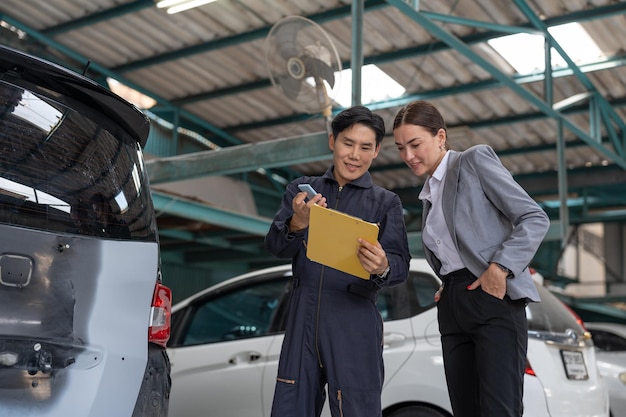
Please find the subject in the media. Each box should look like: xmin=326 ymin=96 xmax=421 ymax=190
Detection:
xmin=419 ymin=151 xmax=465 ymax=275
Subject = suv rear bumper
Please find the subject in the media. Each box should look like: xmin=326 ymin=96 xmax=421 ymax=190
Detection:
xmin=132 ymin=343 xmax=171 ymax=417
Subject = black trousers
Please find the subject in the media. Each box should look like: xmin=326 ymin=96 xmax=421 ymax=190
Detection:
xmin=437 ymin=269 xmax=528 ymax=417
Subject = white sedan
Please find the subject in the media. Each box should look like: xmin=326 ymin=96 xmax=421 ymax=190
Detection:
xmin=167 ymin=259 xmax=609 ymax=417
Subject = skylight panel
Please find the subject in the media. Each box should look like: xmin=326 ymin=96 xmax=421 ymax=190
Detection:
xmin=307 ymin=64 xmax=406 ymax=108
xmin=487 ymin=22 xmax=605 ymax=75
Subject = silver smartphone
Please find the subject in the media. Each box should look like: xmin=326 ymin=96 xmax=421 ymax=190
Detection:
xmin=298 ymin=183 xmax=317 ymax=199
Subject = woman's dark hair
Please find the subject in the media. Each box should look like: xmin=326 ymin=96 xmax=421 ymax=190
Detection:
xmin=331 ymin=105 xmax=385 ymax=146
xmin=393 ymin=100 xmax=447 ymax=137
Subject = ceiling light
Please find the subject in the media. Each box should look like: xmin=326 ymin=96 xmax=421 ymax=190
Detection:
xmin=156 ymin=0 xmax=217 ymax=14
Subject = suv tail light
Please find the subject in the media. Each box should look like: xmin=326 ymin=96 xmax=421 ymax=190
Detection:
xmin=525 ymin=358 xmax=536 ymax=376
xmin=149 ymin=282 xmax=172 ymax=347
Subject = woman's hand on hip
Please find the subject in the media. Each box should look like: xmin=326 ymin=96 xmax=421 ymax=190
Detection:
xmin=467 ymin=263 xmax=508 ymax=299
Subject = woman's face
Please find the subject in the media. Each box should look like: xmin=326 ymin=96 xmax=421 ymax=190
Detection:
xmin=394 ymin=124 xmax=446 ymax=177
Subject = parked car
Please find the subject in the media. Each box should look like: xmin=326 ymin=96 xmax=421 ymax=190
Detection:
xmin=167 ymin=259 xmax=608 ymax=417
xmin=585 ymin=322 xmax=626 ymax=417
xmin=0 ymin=45 xmax=171 ymax=416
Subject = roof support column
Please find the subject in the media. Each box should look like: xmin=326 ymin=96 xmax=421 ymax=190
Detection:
xmin=351 ymin=0 xmax=364 ymax=106
xmin=556 ymin=119 xmax=569 ymax=246
xmin=544 ymin=37 xmax=553 ymax=106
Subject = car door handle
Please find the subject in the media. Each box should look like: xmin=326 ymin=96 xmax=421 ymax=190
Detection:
xmin=228 ymin=351 xmax=262 ymax=365
xmin=383 ymin=332 xmax=406 ymax=349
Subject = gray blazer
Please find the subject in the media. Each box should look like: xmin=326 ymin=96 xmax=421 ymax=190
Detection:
xmin=422 ymin=145 xmax=550 ymax=302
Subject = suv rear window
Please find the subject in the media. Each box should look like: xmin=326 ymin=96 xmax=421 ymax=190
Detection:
xmin=0 ymin=81 xmax=156 ymax=240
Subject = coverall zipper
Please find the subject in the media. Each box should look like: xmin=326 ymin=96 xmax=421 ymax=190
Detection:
xmin=315 ymin=266 xmax=324 ymax=368
xmin=314 ymin=185 xmax=344 ymax=368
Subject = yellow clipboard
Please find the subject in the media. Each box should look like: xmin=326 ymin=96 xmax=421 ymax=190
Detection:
xmin=306 ymin=204 xmax=379 ymax=279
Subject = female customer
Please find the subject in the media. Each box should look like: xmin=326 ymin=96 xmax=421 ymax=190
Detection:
xmin=392 ymin=100 xmax=549 ymax=417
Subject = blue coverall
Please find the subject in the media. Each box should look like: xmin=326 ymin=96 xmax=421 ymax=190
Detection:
xmin=264 ymin=167 xmax=410 ymax=417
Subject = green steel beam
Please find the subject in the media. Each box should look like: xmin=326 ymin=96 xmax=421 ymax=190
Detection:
xmin=420 ymin=11 xmax=541 ymax=35
xmin=159 ymin=229 xmax=261 ymax=253
xmin=145 ymin=131 xmax=330 ymax=184
xmin=151 ymin=191 xmax=272 ymax=236
xmin=384 ymin=0 xmax=626 ymax=171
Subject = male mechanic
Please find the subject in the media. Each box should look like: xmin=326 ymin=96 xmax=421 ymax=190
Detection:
xmin=265 ymin=105 xmax=411 ymax=417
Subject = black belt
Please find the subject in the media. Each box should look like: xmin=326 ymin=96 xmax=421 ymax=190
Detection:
xmin=441 ymin=268 xmax=474 ymax=284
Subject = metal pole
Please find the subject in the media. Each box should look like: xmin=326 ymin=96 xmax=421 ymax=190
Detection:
xmin=351 ymin=0 xmax=364 ymax=106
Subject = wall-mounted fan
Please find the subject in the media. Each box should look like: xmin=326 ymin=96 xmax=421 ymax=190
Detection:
xmin=265 ymin=16 xmax=341 ymax=124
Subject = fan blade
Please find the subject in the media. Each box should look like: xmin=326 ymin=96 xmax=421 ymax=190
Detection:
xmin=274 ymin=20 xmax=302 ymax=59
xmin=277 ymin=75 xmax=302 ymax=100
xmin=302 ymin=56 xmax=336 ymax=89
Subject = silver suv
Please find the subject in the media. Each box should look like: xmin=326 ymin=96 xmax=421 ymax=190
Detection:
xmin=0 ymin=45 xmax=171 ymax=416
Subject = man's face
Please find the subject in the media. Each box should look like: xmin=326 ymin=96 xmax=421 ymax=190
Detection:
xmin=329 ymin=123 xmax=380 ymax=187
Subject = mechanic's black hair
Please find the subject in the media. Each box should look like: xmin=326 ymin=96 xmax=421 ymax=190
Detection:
xmin=331 ymin=105 xmax=385 ymax=146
